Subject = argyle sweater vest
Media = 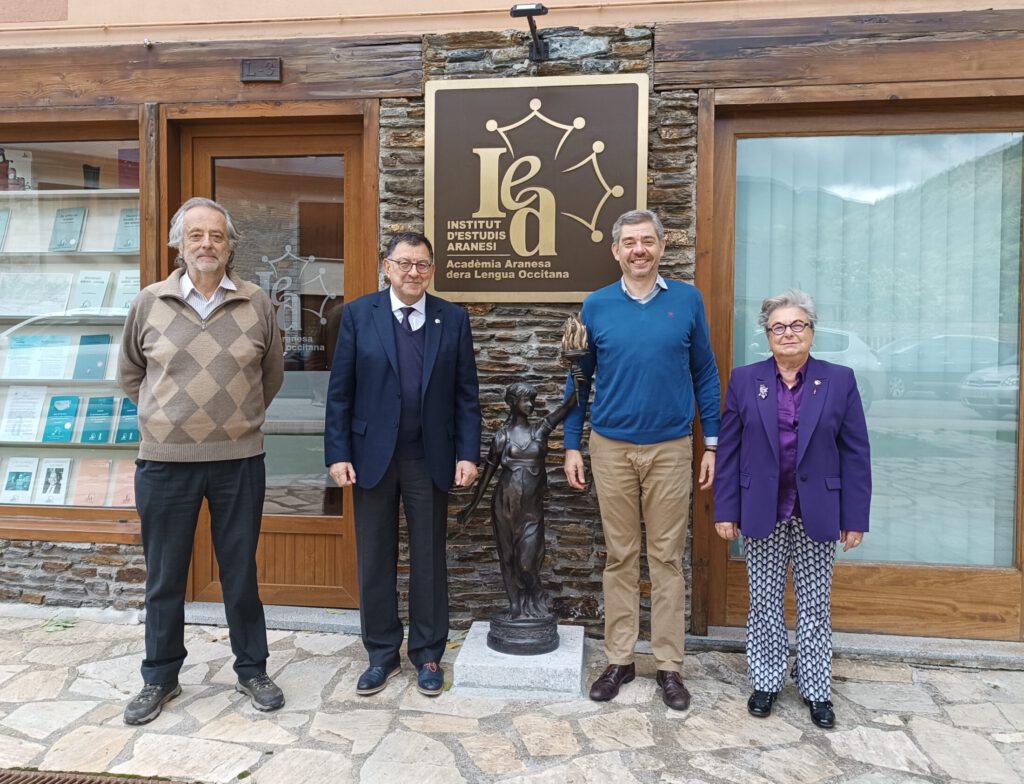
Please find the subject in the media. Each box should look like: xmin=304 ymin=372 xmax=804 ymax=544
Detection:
xmin=118 ymin=269 xmax=284 ymax=462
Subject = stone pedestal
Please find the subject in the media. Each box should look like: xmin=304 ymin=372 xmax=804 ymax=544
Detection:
xmin=453 ymin=620 xmax=585 ymax=700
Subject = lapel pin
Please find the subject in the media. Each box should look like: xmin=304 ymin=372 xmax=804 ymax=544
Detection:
xmin=813 ymin=379 xmax=822 ymax=395
xmin=434 ymin=318 xmax=441 ymax=324
xmin=758 ymin=383 xmax=768 ymax=400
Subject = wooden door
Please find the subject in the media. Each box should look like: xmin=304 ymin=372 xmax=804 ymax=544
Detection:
xmin=179 ymin=118 xmax=375 ymax=607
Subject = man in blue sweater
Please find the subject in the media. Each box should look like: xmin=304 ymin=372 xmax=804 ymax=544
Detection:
xmin=564 ymin=209 xmax=720 ymax=711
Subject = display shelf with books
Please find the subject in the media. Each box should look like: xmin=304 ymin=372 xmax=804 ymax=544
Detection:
xmin=0 ymin=187 xmax=139 ymax=321
xmin=0 ymin=304 xmax=138 ymax=509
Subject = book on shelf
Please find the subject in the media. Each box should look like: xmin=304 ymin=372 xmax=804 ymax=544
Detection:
xmin=5 ymin=149 xmax=32 ymax=190
xmin=0 ymin=386 xmax=46 ymax=442
xmin=0 ymin=456 xmax=38 ymax=504
xmin=113 ymin=207 xmax=140 ymax=253
xmin=111 ymin=459 xmax=136 ymax=508
xmin=33 ymin=457 xmax=71 ymax=505
xmin=113 ymin=269 xmax=140 ymax=310
xmin=71 ymin=334 xmax=112 ymax=381
xmin=0 ymin=208 xmax=9 ymax=250
xmin=68 ymin=270 xmax=112 ymax=310
xmin=3 ymin=335 xmax=72 ymax=379
xmin=0 ymin=272 xmax=74 ymax=316
xmin=114 ymin=398 xmax=139 ymax=443
xmin=72 ymin=458 xmax=111 ymax=507
xmin=48 ymin=207 xmax=88 ymax=252
xmin=80 ymin=395 xmax=116 ymax=443
xmin=41 ymin=394 xmax=80 ymax=443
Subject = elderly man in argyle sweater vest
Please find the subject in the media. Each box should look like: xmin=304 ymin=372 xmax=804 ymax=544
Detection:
xmin=117 ymin=197 xmax=284 ymax=725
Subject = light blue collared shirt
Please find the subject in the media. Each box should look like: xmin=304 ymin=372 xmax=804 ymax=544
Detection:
xmin=621 ymin=274 xmax=668 ymax=305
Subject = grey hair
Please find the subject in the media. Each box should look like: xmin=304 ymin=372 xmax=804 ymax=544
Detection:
xmin=611 ymin=209 xmax=665 ymax=245
xmin=757 ymin=289 xmax=818 ymax=331
xmin=168 ymin=197 xmax=241 ymax=269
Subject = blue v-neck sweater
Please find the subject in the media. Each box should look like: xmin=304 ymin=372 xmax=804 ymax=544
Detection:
xmin=563 ymin=279 xmax=721 ymax=449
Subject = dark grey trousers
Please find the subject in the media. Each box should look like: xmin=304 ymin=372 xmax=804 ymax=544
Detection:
xmin=136 ymin=455 xmax=269 ymax=685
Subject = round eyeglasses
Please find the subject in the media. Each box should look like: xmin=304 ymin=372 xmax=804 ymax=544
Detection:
xmin=768 ymin=321 xmax=811 ymax=336
xmin=388 ymin=258 xmax=433 ymax=273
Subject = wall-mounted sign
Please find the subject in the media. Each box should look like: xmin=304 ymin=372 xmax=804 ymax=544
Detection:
xmin=426 ymin=75 xmax=648 ymax=302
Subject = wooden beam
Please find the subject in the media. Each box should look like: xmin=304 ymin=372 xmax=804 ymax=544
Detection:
xmin=656 ymin=9 xmax=1024 ymax=90
xmin=0 ymin=36 xmax=423 ymax=110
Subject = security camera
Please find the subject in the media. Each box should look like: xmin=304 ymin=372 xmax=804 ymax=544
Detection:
xmin=510 ymin=3 xmax=548 ymax=18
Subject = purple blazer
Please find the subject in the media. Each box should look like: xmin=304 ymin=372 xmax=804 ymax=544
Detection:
xmin=714 ymin=356 xmax=871 ymax=542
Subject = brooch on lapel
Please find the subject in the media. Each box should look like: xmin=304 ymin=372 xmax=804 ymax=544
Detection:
xmin=758 ymin=383 xmax=768 ymax=400
xmin=813 ymin=379 xmax=822 ymax=395
xmin=435 ymin=318 xmax=441 ymax=324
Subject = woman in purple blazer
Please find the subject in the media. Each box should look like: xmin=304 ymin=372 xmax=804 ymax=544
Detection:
xmin=713 ymin=289 xmax=871 ymax=729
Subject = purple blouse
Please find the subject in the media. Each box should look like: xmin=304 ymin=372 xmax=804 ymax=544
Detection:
xmin=776 ymin=365 xmax=806 ymax=521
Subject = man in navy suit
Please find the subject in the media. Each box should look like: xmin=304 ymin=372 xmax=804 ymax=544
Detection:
xmin=325 ymin=232 xmax=480 ymax=697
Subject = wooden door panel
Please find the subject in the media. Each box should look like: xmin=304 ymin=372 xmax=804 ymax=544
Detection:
xmin=181 ymin=114 xmax=375 ymax=609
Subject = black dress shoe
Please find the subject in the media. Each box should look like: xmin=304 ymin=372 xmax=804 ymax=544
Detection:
xmin=655 ymin=670 xmax=691 ymax=711
xmin=803 ymin=697 xmax=836 ymax=728
xmin=356 ymin=664 xmax=401 ymax=696
xmin=417 ymin=662 xmax=444 ymax=697
xmin=589 ymin=663 xmax=635 ymax=701
xmin=747 ymin=690 xmax=778 ymax=718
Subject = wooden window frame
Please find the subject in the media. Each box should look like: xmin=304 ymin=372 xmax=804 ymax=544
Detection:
xmin=693 ymin=93 xmax=1024 ymax=641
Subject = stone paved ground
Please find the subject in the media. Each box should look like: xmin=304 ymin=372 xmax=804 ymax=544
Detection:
xmin=0 ymin=611 xmax=1022 ymax=783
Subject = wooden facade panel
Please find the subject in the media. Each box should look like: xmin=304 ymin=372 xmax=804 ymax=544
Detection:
xmin=0 ymin=37 xmax=422 ymax=110
xmin=725 ymin=560 xmax=1022 ymax=641
xmin=656 ymin=9 xmax=1024 ymax=90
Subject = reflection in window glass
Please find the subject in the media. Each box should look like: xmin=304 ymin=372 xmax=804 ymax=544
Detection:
xmin=214 ymin=155 xmax=345 ymax=516
xmin=734 ymin=133 xmax=1020 ymax=566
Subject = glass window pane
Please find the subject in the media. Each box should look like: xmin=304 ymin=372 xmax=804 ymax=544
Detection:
xmin=735 ymin=133 xmax=1020 ymax=566
xmin=0 ymin=139 xmax=140 ymax=509
xmin=213 ymin=155 xmax=345 ymax=517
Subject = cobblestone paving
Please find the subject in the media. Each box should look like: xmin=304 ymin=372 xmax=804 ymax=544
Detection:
xmin=0 ymin=615 xmax=1022 ymax=783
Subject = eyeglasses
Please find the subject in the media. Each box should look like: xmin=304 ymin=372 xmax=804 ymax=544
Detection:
xmin=388 ymin=258 xmax=433 ymax=273
xmin=768 ymin=321 xmax=811 ymax=336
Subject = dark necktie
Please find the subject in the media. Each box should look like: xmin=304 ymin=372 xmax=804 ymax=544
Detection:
xmin=400 ymin=306 xmax=415 ymax=333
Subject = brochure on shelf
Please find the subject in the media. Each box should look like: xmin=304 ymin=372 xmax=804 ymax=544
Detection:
xmin=68 ymin=270 xmax=112 ymax=310
xmin=71 ymin=334 xmax=112 ymax=381
xmin=48 ymin=207 xmax=87 ymax=252
xmin=111 ymin=458 xmax=136 ymax=508
xmin=0 ymin=208 xmax=9 ymax=250
xmin=3 ymin=335 xmax=72 ymax=379
xmin=33 ymin=457 xmax=71 ymax=505
xmin=0 ymin=385 xmax=46 ymax=442
xmin=113 ymin=207 xmax=140 ymax=253
xmin=80 ymin=395 xmax=116 ymax=443
xmin=113 ymin=269 xmax=140 ymax=310
xmin=0 ymin=272 xmax=74 ymax=316
xmin=0 ymin=456 xmax=38 ymax=504
xmin=114 ymin=398 xmax=139 ymax=443
xmin=41 ymin=394 xmax=80 ymax=443
xmin=72 ymin=458 xmax=111 ymax=506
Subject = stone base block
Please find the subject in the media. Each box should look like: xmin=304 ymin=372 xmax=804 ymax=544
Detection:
xmin=453 ymin=620 xmax=585 ymax=700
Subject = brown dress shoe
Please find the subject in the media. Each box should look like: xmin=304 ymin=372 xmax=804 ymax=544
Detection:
xmin=589 ymin=663 xmax=635 ymax=701
xmin=656 ymin=670 xmax=691 ymax=711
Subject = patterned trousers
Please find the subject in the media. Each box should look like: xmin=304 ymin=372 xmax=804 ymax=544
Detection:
xmin=745 ymin=516 xmax=836 ymax=701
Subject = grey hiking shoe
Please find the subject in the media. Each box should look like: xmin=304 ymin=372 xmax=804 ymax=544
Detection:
xmin=236 ymin=672 xmax=285 ymax=711
xmin=123 ymin=682 xmax=181 ymax=725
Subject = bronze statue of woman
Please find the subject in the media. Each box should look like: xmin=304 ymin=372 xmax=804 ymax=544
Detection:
xmin=458 ymin=371 xmax=583 ymax=651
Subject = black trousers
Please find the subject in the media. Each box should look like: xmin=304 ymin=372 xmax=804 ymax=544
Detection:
xmin=353 ymin=456 xmax=449 ymax=669
xmin=136 ymin=455 xmax=269 ymax=685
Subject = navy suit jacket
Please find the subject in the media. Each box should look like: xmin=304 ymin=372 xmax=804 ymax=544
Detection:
xmin=713 ymin=356 xmax=871 ymax=542
xmin=324 ymin=289 xmax=481 ymax=491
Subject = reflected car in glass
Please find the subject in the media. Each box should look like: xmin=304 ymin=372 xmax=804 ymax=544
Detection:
xmin=882 ymin=335 xmax=1015 ymax=399
xmin=959 ymin=363 xmax=1019 ymax=419
xmin=745 ymin=327 xmax=886 ymax=411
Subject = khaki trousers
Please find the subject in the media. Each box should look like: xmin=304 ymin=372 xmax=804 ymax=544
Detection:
xmin=589 ymin=431 xmax=692 ymax=672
